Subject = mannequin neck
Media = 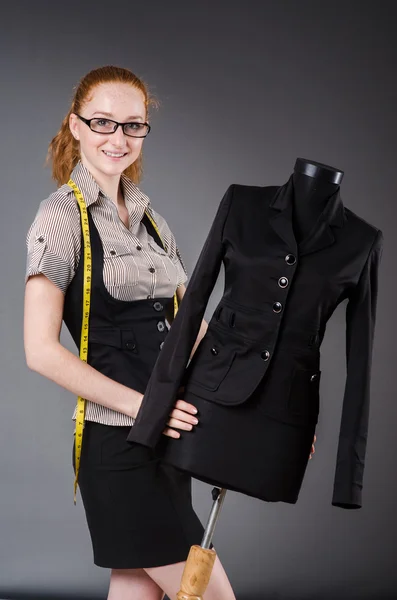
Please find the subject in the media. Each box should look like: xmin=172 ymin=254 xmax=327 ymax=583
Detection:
xmin=292 ymin=159 xmax=343 ymax=243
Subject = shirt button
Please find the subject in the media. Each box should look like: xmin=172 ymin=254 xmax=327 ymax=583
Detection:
xmin=285 ymin=254 xmax=296 ymax=265
xmin=157 ymin=321 xmax=165 ymax=332
xmin=38 ymin=236 xmax=44 ymax=243
xmin=278 ymin=277 xmax=288 ymax=288
xmin=149 ymin=267 xmax=155 ymax=273
xmin=273 ymin=302 xmax=283 ymax=313
xmin=153 ymin=301 xmax=163 ymax=311
xmin=125 ymin=341 xmax=136 ymax=350
xmin=110 ymin=250 xmax=116 ymax=256
xmin=136 ymin=245 xmax=142 ymax=251
xmin=261 ymin=350 xmax=270 ymax=361
xmin=147 ymin=295 xmax=153 ymax=299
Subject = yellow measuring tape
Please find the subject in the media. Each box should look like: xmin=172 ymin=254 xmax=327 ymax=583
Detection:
xmin=68 ymin=178 xmax=179 ymax=503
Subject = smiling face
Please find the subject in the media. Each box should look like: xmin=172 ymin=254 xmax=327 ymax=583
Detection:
xmin=69 ymin=82 xmax=147 ymax=184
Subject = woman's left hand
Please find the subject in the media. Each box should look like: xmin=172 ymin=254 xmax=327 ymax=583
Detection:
xmin=162 ymin=390 xmax=199 ymax=439
xmin=309 ymin=434 xmax=316 ymax=459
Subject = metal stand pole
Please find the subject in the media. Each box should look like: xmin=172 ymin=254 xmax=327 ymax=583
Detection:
xmin=176 ymin=487 xmax=227 ymax=600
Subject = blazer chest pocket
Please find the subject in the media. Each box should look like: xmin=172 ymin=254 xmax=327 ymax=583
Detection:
xmin=186 ymin=334 xmax=236 ymax=392
xmin=288 ymin=368 xmax=321 ymax=424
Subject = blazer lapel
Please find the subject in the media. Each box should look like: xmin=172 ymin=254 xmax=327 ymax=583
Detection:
xmin=268 ymin=176 xmax=298 ymax=253
xmin=298 ymin=219 xmax=335 ymax=256
xmin=298 ymin=188 xmax=345 ymax=256
xmin=268 ymin=175 xmax=345 ymax=257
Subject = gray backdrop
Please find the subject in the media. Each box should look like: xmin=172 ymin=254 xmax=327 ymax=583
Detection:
xmin=0 ymin=1 xmax=396 ymax=598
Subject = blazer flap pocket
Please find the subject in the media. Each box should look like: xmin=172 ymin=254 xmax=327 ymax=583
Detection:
xmin=185 ymin=334 xmax=269 ymax=405
xmin=210 ymin=300 xmax=269 ymax=342
xmin=186 ymin=330 xmax=237 ymax=391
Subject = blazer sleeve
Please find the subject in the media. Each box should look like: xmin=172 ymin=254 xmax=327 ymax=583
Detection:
xmin=332 ymin=229 xmax=384 ymax=509
xmin=127 ymin=185 xmax=234 ymax=448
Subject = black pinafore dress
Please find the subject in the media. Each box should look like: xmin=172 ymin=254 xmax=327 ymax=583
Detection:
xmin=63 ymin=208 xmax=204 ymax=569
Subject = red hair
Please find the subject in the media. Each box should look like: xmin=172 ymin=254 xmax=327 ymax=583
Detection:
xmin=47 ymin=65 xmax=157 ymax=186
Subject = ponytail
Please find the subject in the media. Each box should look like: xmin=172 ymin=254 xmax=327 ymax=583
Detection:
xmin=46 ymin=108 xmax=80 ymax=186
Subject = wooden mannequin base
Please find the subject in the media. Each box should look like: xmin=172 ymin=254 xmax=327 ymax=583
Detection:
xmin=176 ymin=544 xmax=217 ymax=600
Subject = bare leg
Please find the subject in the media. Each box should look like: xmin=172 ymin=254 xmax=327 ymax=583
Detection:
xmin=145 ymin=552 xmax=236 ymax=600
xmin=108 ymin=568 xmax=165 ymax=600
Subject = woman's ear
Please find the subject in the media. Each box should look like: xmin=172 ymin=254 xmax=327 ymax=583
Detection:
xmin=69 ymin=113 xmax=80 ymax=141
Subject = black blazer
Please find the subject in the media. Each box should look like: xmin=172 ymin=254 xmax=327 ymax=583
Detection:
xmin=128 ymin=176 xmax=383 ymax=508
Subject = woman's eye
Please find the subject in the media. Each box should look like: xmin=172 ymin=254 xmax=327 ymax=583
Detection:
xmin=97 ymin=119 xmax=110 ymax=126
xmin=126 ymin=122 xmax=142 ymax=130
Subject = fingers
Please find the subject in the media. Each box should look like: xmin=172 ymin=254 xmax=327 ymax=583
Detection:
xmin=170 ymin=408 xmax=199 ymax=426
xmin=166 ymin=416 xmax=195 ymax=432
xmin=173 ymin=399 xmax=198 ymax=415
xmin=309 ymin=437 xmax=316 ymax=459
xmin=162 ymin=427 xmax=181 ymax=439
xmin=161 ymin=398 xmax=200 ymax=439
xmin=167 ymin=402 xmax=199 ymax=433
xmin=162 ymin=415 xmax=196 ymax=438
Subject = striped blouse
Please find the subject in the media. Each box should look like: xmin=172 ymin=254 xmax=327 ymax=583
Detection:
xmin=25 ymin=161 xmax=188 ymax=426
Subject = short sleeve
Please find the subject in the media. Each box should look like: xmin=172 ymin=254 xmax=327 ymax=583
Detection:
xmin=147 ymin=206 xmax=188 ymax=286
xmin=174 ymin=244 xmax=188 ymax=286
xmin=25 ymin=190 xmax=81 ymax=294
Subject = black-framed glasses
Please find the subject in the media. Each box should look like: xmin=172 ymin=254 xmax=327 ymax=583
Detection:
xmin=75 ymin=114 xmax=151 ymax=138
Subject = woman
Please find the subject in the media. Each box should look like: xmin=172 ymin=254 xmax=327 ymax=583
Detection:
xmin=23 ymin=65 xmax=236 ymax=600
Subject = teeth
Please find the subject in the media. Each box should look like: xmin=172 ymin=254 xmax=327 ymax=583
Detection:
xmin=103 ymin=151 xmax=125 ymax=157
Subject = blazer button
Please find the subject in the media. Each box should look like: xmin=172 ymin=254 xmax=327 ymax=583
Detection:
xmin=211 ymin=346 xmax=219 ymax=355
xmin=159 ymin=341 xmax=164 ymax=350
xmin=278 ymin=277 xmax=288 ymax=288
xmin=261 ymin=350 xmax=270 ymax=361
xmin=125 ymin=341 xmax=136 ymax=350
xmin=285 ymin=254 xmax=296 ymax=265
xmin=157 ymin=321 xmax=165 ymax=332
xmin=153 ymin=301 xmax=163 ymax=311
xmin=310 ymin=373 xmax=318 ymax=381
xmin=273 ymin=302 xmax=282 ymax=313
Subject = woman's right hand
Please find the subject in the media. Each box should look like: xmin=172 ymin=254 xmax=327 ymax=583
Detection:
xmin=162 ymin=390 xmax=199 ymax=439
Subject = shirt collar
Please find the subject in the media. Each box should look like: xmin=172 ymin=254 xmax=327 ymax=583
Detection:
xmin=121 ymin=173 xmax=152 ymax=227
xmin=69 ymin=161 xmax=101 ymax=207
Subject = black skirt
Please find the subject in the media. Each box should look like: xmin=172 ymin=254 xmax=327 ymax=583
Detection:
xmin=73 ymin=421 xmax=205 ymax=569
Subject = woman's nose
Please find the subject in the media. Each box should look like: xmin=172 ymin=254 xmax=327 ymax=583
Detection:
xmin=110 ymin=124 xmax=127 ymax=146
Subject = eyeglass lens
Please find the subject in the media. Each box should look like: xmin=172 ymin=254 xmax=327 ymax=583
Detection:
xmin=90 ymin=118 xmax=149 ymax=137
